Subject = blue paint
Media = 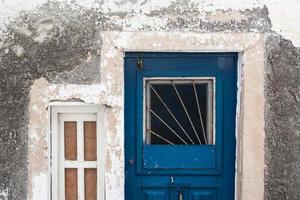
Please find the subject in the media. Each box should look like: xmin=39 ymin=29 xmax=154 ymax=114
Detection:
xmin=143 ymin=145 xmax=215 ymax=169
xmin=125 ymin=52 xmax=237 ymax=200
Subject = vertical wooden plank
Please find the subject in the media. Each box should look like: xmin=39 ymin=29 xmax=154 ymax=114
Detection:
xmin=64 ymin=122 xmax=77 ymax=160
xmin=96 ymin=108 xmax=105 ymax=200
xmin=52 ymin=110 xmax=59 ymax=200
xmin=78 ymin=169 xmax=85 ymax=200
xmin=77 ymin=121 xmax=84 ymax=161
xmin=60 ymin=118 xmax=66 ymax=200
xmin=65 ymin=169 xmax=78 ymax=200
xmin=85 ymin=169 xmax=97 ymax=200
xmin=48 ymin=107 xmax=53 ymax=200
xmin=207 ymin=79 xmax=215 ymax=145
xmin=84 ymin=122 xmax=97 ymax=161
xmin=145 ymin=81 xmax=151 ymax=144
xmin=77 ymin=120 xmax=85 ymax=200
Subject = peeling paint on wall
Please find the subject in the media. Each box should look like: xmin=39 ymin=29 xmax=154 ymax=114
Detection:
xmin=2 ymin=0 xmax=300 ymax=46
xmin=31 ymin=173 xmax=47 ymax=200
xmin=0 ymin=2 xmax=101 ymax=199
xmin=0 ymin=188 xmax=8 ymax=200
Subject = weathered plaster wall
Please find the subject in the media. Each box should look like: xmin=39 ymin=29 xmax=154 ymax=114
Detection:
xmin=29 ymin=78 xmax=121 ymax=200
xmin=0 ymin=0 xmax=299 ymax=200
xmin=0 ymin=3 xmax=101 ymax=199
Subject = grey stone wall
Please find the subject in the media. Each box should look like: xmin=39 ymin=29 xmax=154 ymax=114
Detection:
xmin=265 ymin=34 xmax=300 ymax=200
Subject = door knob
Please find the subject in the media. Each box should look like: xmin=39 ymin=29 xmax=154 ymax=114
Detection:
xmin=128 ymin=159 xmax=134 ymax=166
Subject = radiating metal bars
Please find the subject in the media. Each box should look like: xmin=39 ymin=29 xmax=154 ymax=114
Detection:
xmin=146 ymin=79 xmax=213 ymax=145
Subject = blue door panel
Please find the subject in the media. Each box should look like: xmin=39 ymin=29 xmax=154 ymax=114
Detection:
xmin=143 ymin=145 xmax=215 ymax=169
xmin=125 ymin=52 xmax=237 ymax=200
xmin=139 ymin=58 xmax=218 ymax=71
xmin=141 ymin=176 xmax=218 ymax=188
xmin=190 ymin=190 xmax=216 ymax=200
xmin=143 ymin=189 xmax=169 ymax=200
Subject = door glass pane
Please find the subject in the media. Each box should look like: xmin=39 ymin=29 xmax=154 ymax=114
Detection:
xmin=85 ymin=168 xmax=97 ymax=200
xmin=84 ymin=121 xmax=97 ymax=161
xmin=65 ymin=168 xmax=78 ymax=200
xmin=145 ymin=78 xmax=214 ymax=145
xmin=64 ymin=122 xmax=77 ymax=160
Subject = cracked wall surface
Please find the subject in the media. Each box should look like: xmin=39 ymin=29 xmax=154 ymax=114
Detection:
xmin=0 ymin=0 xmax=299 ymax=200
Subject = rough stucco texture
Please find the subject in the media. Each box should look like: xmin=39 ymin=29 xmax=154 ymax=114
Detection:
xmin=0 ymin=2 xmax=101 ymax=199
xmin=264 ymin=34 xmax=300 ymax=200
xmin=0 ymin=0 xmax=299 ymax=200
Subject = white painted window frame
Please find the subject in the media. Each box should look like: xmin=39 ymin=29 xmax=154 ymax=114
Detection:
xmin=48 ymin=103 xmax=105 ymax=200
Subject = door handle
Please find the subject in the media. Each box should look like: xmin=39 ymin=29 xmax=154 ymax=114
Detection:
xmin=179 ymin=192 xmax=183 ymax=200
xmin=128 ymin=159 xmax=134 ymax=166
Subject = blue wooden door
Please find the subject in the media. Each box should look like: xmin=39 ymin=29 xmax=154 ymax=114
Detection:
xmin=125 ymin=53 xmax=237 ymax=200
